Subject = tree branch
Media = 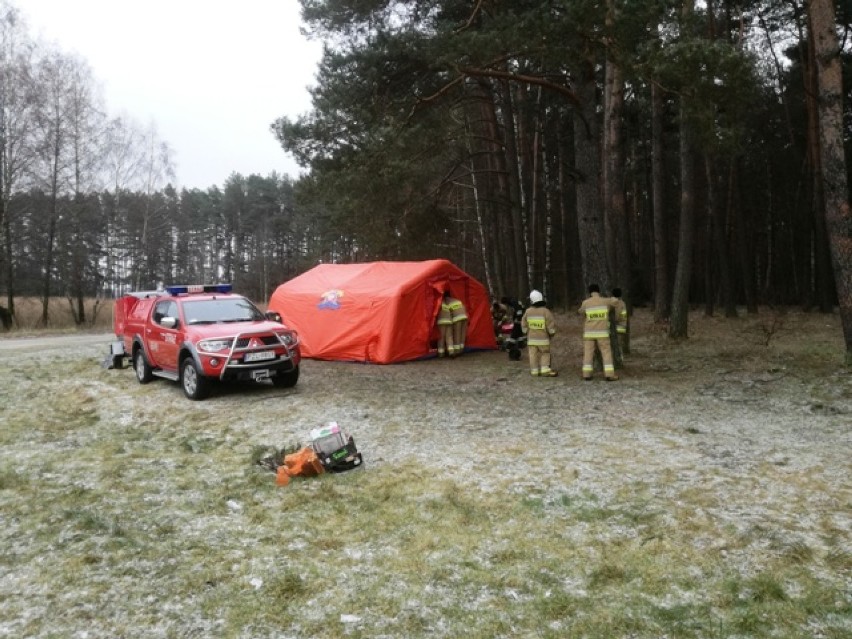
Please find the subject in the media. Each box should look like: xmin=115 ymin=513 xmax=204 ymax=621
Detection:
xmin=410 ymin=60 xmax=581 ymax=123
xmin=458 ymin=66 xmax=581 ymax=107
xmin=455 ymin=0 xmax=486 ymax=34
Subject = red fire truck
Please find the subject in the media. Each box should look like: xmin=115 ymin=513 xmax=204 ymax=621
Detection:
xmin=110 ymin=284 xmax=301 ymax=400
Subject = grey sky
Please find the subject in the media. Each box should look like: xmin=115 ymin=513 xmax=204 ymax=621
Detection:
xmin=22 ymin=0 xmax=321 ymax=189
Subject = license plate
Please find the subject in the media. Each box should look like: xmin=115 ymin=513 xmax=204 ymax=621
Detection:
xmin=244 ymin=350 xmax=275 ymax=362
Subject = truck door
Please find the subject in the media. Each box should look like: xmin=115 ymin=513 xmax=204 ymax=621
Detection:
xmin=148 ymin=300 xmax=180 ymax=371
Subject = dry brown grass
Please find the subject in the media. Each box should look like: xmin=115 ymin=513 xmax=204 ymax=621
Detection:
xmin=2 ymin=296 xmax=115 ymax=332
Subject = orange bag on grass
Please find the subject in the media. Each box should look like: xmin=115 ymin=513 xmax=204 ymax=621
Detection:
xmin=276 ymin=447 xmax=325 ymax=486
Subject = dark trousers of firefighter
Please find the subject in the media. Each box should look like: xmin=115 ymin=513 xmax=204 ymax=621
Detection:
xmin=582 ymin=338 xmax=615 ymax=379
xmin=438 ymin=324 xmax=454 ymax=356
xmin=452 ymin=319 xmax=467 ymax=355
xmin=528 ymin=344 xmax=551 ymax=374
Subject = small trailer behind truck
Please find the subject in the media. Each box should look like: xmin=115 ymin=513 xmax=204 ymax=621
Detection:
xmin=110 ymin=284 xmax=301 ymax=400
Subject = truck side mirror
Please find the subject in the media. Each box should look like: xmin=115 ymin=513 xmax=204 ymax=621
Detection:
xmin=161 ymin=316 xmax=178 ymax=329
xmin=265 ymin=311 xmax=282 ymax=323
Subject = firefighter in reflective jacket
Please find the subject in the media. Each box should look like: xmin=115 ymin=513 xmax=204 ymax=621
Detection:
xmin=447 ymin=294 xmax=468 ymax=356
xmin=521 ymin=289 xmax=558 ymax=376
xmin=436 ymin=291 xmax=455 ymax=357
xmin=578 ymin=283 xmax=618 ymax=381
xmin=611 ymin=287 xmax=628 ymax=351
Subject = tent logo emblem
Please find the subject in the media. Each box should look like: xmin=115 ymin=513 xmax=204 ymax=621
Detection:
xmin=318 ymin=289 xmax=344 ymax=310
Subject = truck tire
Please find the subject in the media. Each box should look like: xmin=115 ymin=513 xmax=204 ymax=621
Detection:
xmin=134 ymin=349 xmax=153 ymax=383
xmin=181 ymin=356 xmax=210 ymax=400
xmin=272 ymin=365 xmax=299 ymax=388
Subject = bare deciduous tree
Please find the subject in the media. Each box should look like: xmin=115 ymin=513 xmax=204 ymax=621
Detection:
xmin=0 ymin=0 xmax=36 ymax=324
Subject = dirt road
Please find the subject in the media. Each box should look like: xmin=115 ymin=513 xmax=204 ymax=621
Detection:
xmin=0 ymin=332 xmax=113 ymax=353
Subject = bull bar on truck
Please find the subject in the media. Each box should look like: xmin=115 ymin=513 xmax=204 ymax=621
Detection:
xmin=210 ymin=328 xmax=300 ymax=381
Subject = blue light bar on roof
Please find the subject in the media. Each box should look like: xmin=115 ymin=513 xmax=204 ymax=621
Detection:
xmin=165 ymin=283 xmax=233 ymax=295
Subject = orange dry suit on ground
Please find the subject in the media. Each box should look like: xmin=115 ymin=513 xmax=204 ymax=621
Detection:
xmin=521 ymin=303 xmax=557 ymax=376
xmin=578 ymin=292 xmax=617 ymax=380
xmin=276 ymin=447 xmax=325 ymax=486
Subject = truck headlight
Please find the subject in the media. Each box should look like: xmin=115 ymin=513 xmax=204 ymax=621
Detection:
xmin=277 ymin=331 xmax=299 ymax=347
xmin=198 ymin=338 xmax=233 ymax=353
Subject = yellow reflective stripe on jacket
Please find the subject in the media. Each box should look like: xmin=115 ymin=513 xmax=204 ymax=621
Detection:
xmin=522 ymin=307 xmax=556 ymax=345
xmin=527 ymin=337 xmax=551 ymax=346
xmin=584 ymin=330 xmax=610 ymax=339
xmin=437 ymin=302 xmax=453 ymax=325
xmin=448 ymin=299 xmax=468 ymax=321
xmin=584 ymin=306 xmax=609 ymax=321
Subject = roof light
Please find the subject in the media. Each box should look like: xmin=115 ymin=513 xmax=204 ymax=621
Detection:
xmin=166 ymin=283 xmax=233 ymax=295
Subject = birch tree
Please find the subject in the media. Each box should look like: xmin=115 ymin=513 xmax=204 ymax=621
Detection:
xmin=102 ymin=115 xmax=145 ymax=294
xmin=31 ymin=49 xmax=76 ymax=325
xmin=132 ymin=121 xmax=174 ymax=290
xmin=0 ymin=0 xmax=36 ymax=325
xmin=60 ymin=56 xmax=105 ymax=324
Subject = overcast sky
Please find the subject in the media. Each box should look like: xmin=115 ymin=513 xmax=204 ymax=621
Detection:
xmin=21 ymin=0 xmax=322 ymax=190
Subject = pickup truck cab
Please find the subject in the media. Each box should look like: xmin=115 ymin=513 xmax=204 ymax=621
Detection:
xmin=113 ymin=284 xmax=301 ymax=400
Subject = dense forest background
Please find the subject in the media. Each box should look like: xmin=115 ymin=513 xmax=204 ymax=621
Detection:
xmin=1 ymin=1 xmax=851 ymax=353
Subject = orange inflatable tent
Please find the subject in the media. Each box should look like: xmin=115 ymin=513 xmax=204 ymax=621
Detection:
xmin=268 ymin=260 xmax=497 ymax=363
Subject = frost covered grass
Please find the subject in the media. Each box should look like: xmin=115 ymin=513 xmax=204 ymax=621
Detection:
xmin=0 ymin=309 xmax=850 ymax=638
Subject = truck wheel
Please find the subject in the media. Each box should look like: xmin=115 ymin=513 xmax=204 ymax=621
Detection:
xmin=134 ymin=349 xmax=153 ymax=383
xmin=181 ymin=356 xmax=210 ymax=400
xmin=272 ymin=365 xmax=299 ymax=388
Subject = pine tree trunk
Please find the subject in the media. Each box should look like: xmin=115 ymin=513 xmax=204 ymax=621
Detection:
xmin=669 ymin=108 xmax=696 ymax=340
xmin=730 ymin=159 xmax=758 ymax=313
xmin=499 ymin=79 xmax=530 ymax=296
xmin=651 ymin=82 xmax=670 ymax=322
xmin=476 ymin=81 xmax=516 ymax=295
xmin=573 ymin=58 xmax=610 ymax=291
xmin=558 ymin=129 xmax=583 ymax=304
xmin=805 ymin=11 xmax=835 ymax=313
xmin=669 ymin=2 xmax=697 ymax=339
xmin=605 ymin=53 xmax=631 ymax=302
xmin=810 ymin=0 xmax=852 ymax=365
xmin=706 ymin=156 xmax=737 ymax=317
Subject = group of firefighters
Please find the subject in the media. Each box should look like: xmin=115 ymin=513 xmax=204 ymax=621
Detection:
xmin=490 ymin=284 xmax=628 ymax=380
xmin=437 ymin=284 xmax=628 ymax=380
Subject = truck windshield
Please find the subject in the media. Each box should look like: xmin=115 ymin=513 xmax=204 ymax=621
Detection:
xmin=183 ymin=298 xmax=264 ymax=324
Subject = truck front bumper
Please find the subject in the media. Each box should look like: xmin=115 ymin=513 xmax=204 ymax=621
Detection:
xmin=218 ymin=356 xmax=298 ymax=382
